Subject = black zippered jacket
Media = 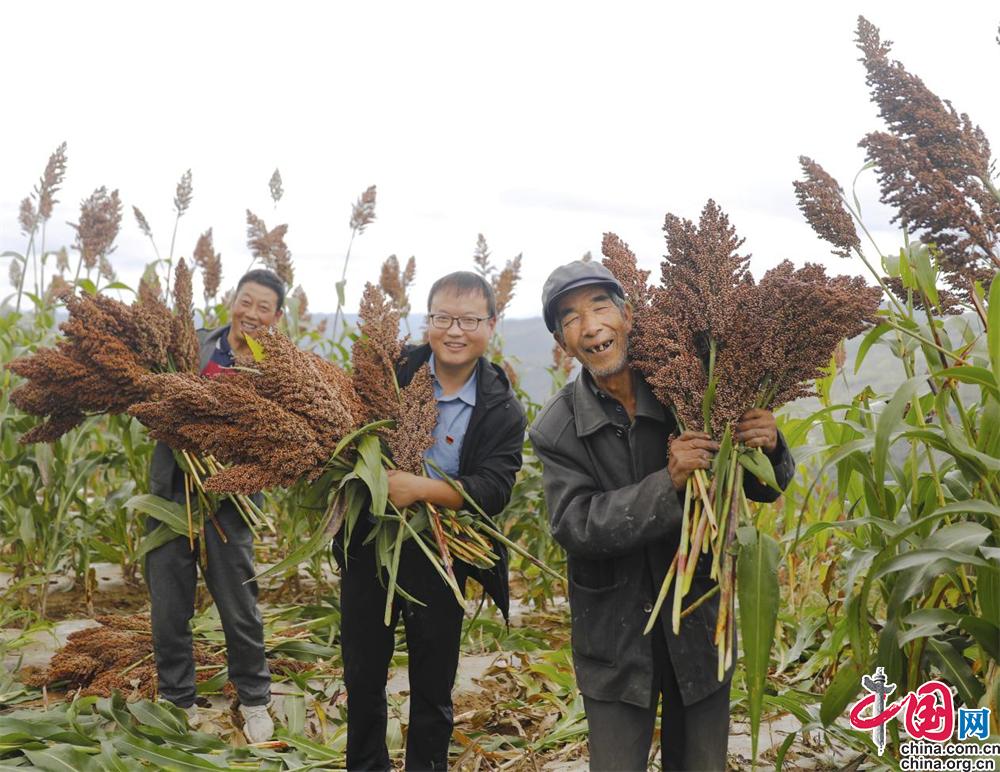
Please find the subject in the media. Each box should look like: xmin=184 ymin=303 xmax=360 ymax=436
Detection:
xmin=346 ymin=343 xmax=527 ymax=618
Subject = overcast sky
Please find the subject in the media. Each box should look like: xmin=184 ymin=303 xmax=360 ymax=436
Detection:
xmin=1 ymin=1 xmax=998 ymax=318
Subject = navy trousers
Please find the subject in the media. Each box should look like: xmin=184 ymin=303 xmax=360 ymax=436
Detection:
xmin=335 ymin=529 xmax=469 ymax=771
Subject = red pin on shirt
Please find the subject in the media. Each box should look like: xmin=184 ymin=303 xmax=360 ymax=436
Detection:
xmin=445 ymin=435 xmax=455 ymax=445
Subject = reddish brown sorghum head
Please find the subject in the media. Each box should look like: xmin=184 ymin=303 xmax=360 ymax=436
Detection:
xmin=609 ymin=201 xmax=883 ymax=436
xmin=717 ymin=261 xmax=883 ymax=419
xmin=246 ymin=210 xmax=293 ymax=285
xmin=351 ymin=283 xmax=403 ymax=423
xmin=386 ymin=365 xmax=438 ymax=475
xmin=97 ymin=255 xmax=116 ymax=282
xmin=661 ymin=200 xmax=754 ymax=347
xmin=882 ymin=275 xmax=964 ymax=315
xmin=794 ymin=157 xmax=862 ymax=259
xmin=4 ymin=287 xmax=213 ymax=442
xmin=291 ymin=285 xmax=311 ymax=321
xmin=856 ymin=16 xmax=1000 ymax=294
xmin=55 ymin=247 xmax=70 ymax=274
xmin=170 ymin=257 xmax=200 ymax=373
xmin=135 ymin=282 xmax=175 ymax=370
xmin=193 ymin=228 xmax=222 ymax=301
xmin=492 ymin=254 xmax=523 ymax=319
xmin=45 ymin=274 xmax=72 ymax=305
xmin=130 ymin=372 xmax=329 ymax=493
xmin=71 ymin=186 xmax=122 ymax=270
xmin=233 ymin=327 xmax=362 ymax=450
xmin=379 ymin=254 xmax=413 ymax=314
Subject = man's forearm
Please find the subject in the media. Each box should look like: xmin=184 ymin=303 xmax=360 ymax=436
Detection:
xmin=415 ymin=477 xmax=465 ymax=510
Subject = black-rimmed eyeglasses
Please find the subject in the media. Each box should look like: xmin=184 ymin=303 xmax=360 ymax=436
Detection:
xmin=427 ymin=314 xmax=494 ymax=331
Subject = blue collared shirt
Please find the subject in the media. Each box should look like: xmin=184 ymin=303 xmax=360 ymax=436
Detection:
xmin=424 ymin=354 xmax=477 ymax=480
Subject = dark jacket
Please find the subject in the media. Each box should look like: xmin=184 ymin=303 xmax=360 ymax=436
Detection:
xmin=344 ymin=343 xmax=527 ymax=618
xmin=529 ymin=370 xmax=794 ymax=708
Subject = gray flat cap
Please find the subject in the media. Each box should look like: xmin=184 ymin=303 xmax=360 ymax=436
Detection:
xmin=541 ymin=260 xmax=625 ymax=332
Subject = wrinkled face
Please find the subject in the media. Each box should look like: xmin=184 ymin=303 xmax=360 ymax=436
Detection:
xmin=230 ymin=281 xmax=282 ymax=340
xmin=426 ymin=287 xmax=495 ymax=370
xmin=554 ymin=286 xmax=632 ymax=378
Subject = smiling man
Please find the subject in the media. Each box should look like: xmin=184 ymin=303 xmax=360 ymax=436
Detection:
xmin=146 ymin=268 xmax=284 ymax=743
xmin=529 ymin=261 xmax=795 ymax=771
xmin=334 ymin=271 xmax=526 ymax=771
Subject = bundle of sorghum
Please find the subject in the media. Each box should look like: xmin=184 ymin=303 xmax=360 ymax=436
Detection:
xmin=129 ymin=328 xmax=362 ymax=495
xmin=602 ymin=199 xmax=882 ymax=673
xmin=8 ymin=259 xmax=204 ymax=443
xmin=605 ymin=200 xmax=881 ymax=436
xmin=8 ymin=262 xmax=268 ymax=543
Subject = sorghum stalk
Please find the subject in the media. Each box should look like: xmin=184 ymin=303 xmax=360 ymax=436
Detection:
xmin=643 ymin=481 xmax=690 ymax=634
xmin=426 ymin=504 xmax=458 ymax=586
xmin=672 ymin=494 xmax=692 ymax=633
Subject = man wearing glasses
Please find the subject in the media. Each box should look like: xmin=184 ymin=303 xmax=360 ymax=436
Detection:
xmin=334 ymin=271 xmax=526 ymax=770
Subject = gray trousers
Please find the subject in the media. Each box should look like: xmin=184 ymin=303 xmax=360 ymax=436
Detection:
xmin=144 ymin=503 xmax=271 ymax=708
xmin=583 ymin=630 xmax=730 ymax=771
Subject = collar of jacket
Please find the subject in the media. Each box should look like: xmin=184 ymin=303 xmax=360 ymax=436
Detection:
xmin=400 ymin=343 xmax=513 ymax=409
xmin=197 ymin=326 xmax=229 ymax=372
xmin=572 ymin=367 xmax=667 ymax=437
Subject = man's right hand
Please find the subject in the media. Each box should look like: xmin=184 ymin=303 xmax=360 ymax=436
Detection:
xmin=667 ymin=431 xmax=720 ymax=489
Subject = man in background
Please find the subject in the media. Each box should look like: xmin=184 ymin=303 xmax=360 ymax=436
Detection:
xmin=146 ymin=268 xmax=285 ymax=744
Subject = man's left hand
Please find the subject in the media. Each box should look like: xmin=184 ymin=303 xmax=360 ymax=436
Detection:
xmin=387 ymin=469 xmax=426 ymax=509
xmin=735 ymin=408 xmax=778 ymax=453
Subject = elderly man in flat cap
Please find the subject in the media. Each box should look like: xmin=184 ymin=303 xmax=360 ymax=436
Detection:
xmin=529 ymin=261 xmax=795 ymax=771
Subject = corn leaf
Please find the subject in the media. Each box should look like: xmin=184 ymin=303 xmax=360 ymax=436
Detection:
xmin=737 ymin=448 xmax=780 ymax=493
xmin=251 ymin=488 xmax=355 ymax=582
xmin=355 ymin=434 xmax=387 ymax=516
xmin=125 ymin=701 xmax=186 ymax=737
xmin=283 ymin=695 xmax=306 ymax=736
xmin=125 ymin=494 xmax=189 ymax=538
xmin=989 ymin=270 xmax=1000 ymax=386
xmin=820 ymin=661 xmax=863 ymax=727
xmin=112 ymin=736 xmax=224 ymax=771
xmin=925 ymin=638 xmax=985 ymax=707
xmin=135 ymin=523 xmax=179 ymax=559
xmin=23 ymin=744 xmax=97 ymax=772
xmin=873 ymin=376 xmax=924 ymax=506
xmin=854 ymin=322 xmax=893 ymax=373
xmin=736 ymin=525 xmax=780 ymax=764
